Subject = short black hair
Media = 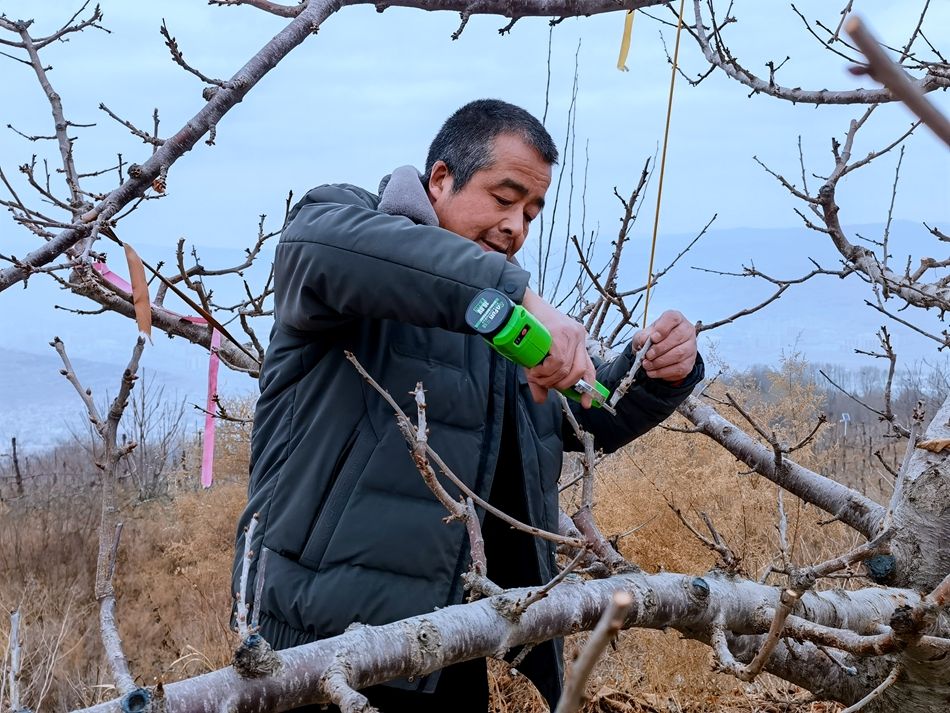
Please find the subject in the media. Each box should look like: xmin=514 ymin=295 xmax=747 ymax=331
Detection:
xmin=423 ymin=99 xmax=558 ymax=192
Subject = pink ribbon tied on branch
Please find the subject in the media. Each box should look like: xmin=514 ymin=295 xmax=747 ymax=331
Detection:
xmin=92 ymin=260 xmax=221 ymax=488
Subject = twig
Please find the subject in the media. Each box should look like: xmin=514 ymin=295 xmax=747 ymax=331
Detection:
xmin=607 ymin=337 xmax=652 ymax=409
xmin=344 ymin=353 xmax=585 ymax=553
xmin=881 ymin=403 xmax=924 ymax=532
xmin=51 ymin=336 xmax=105 ymax=432
xmin=513 ymin=547 xmax=589 ymax=614
xmin=846 ymin=15 xmax=950 ymax=147
xmin=865 ymin=299 xmax=950 ymax=350
xmin=250 ymin=547 xmax=269 ymax=632
xmin=818 ymin=363 xmax=909 ymax=438
xmin=710 ymin=622 xmax=744 ymax=677
xmin=465 ymin=497 xmax=488 ymax=577
xmin=739 ymin=588 xmax=801 ymax=681
xmin=571 ymin=508 xmax=631 ymax=573
xmin=664 ymin=495 xmax=740 ymax=572
xmin=6 ymin=609 xmax=22 ymax=713
xmin=161 ymin=21 xmax=227 ymax=87
xmin=209 ymin=0 xmax=307 ymax=17
xmin=788 ymin=414 xmax=828 ymax=453
xmin=236 ymin=514 xmax=260 ymax=638
xmin=776 ymin=489 xmax=790 ymax=572
xmin=740 ymin=528 xmax=895 ymax=681
xmin=817 ymin=645 xmax=858 ymax=677
xmin=98 ymin=103 xmax=165 ymax=147
xmin=321 ymin=660 xmax=379 ymax=713
xmin=840 ymin=664 xmax=902 ymax=712
xmin=554 ymin=591 xmax=633 ymax=713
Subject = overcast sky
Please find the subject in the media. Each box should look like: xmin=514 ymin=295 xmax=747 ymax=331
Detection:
xmin=1 ymin=1 xmax=948 ymax=375
xmin=2 ymin=1 xmax=947 ymax=242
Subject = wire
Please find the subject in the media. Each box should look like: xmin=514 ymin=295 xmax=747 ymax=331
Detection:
xmin=642 ymin=0 xmax=686 ymax=328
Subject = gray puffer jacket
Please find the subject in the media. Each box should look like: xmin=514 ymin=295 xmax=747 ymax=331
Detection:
xmin=232 ymin=169 xmax=703 ymax=705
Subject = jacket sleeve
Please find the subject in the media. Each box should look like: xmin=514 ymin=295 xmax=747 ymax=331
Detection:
xmin=563 ymin=347 xmax=705 ymax=454
xmin=274 ymin=184 xmax=530 ymax=333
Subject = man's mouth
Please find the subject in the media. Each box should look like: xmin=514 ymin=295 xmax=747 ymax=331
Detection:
xmin=478 ymin=240 xmax=509 ymax=255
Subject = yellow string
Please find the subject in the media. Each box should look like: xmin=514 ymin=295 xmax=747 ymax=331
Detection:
xmin=642 ymin=0 xmax=686 ymax=328
xmin=617 ymin=11 xmax=636 ymax=71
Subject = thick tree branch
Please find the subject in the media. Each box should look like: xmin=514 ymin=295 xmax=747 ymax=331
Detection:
xmin=678 ymin=395 xmax=885 ymax=538
xmin=75 ymin=570 xmax=923 ymax=713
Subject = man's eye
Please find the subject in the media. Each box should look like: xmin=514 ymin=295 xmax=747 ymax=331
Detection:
xmin=494 ymin=195 xmax=513 ymax=207
xmin=524 ymin=212 xmax=536 ymax=224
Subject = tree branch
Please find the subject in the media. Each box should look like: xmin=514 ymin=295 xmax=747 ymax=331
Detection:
xmin=678 ymin=395 xmax=885 ymax=538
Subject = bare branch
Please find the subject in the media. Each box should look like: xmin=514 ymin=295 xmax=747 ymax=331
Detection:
xmin=345 ymin=352 xmax=585 ymax=551
xmin=209 ymin=0 xmax=307 ymax=17
xmin=555 ymin=591 xmax=633 ymax=713
xmin=664 ymin=494 xmax=741 ymax=572
xmin=840 ymin=664 xmax=902 ymax=713
xmin=513 ymin=546 xmax=589 ymax=615
xmin=690 ymin=1 xmax=950 ymax=105
xmin=606 ymin=337 xmax=651 ymax=410
xmin=74 ymin=566 xmax=920 ymax=713
xmin=846 ymin=15 xmax=950 ymax=147
xmin=98 ymin=104 xmax=165 ymax=147
xmin=236 ymin=514 xmax=260 ymax=638
xmin=678 ymin=396 xmax=885 ymax=538
xmin=0 ymin=0 xmax=675 ymax=292
xmin=881 ymin=404 xmax=924 ymax=532
xmin=161 ymin=20 xmax=227 ymax=87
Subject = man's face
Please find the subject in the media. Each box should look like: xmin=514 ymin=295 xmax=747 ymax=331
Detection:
xmin=427 ymin=133 xmax=552 ymax=259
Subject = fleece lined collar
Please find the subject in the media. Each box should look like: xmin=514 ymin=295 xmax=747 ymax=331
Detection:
xmin=377 ymin=166 xmax=439 ymax=227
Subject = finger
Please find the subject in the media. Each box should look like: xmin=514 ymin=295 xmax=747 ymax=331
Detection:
xmin=644 ymin=335 xmax=696 ymax=369
xmin=529 ymin=360 xmax=572 ymax=388
xmin=645 ymin=362 xmax=692 ymax=382
xmin=528 ymin=380 xmax=549 ymax=404
xmin=648 ymin=310 xmax=684 ymax=344
xmin=644 ymin=341 xmax=695 ymax=372
xmin=554 ymin=339 xmax=595 ymax=391
xmin=645 ymin=321 xmax=692 ymax=361
xmin=632 ymin=329 xmax=647 ymax=352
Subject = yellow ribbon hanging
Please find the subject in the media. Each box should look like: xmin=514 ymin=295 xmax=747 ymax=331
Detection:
xmin=642 ymin=0 xmax=686 ymax=328
xmin=617 ymin=11 xmax=636 ymax=71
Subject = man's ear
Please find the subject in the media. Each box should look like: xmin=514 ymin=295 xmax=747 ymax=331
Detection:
xmin=427 ymin=160 xmax=452 ymax=201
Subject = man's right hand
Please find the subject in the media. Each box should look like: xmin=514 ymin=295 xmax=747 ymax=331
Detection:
xmin=521 ymin=289 xmax=597 ymax=408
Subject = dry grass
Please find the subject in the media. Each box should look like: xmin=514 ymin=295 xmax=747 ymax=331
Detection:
xmin=491 ymin=356 xmax=856 ymax=712
xmin=0 ymin=370 xmax=877 ymax=711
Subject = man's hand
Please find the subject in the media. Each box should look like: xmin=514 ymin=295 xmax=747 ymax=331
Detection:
xmin=632 ymin=310 xmax=697 ymax=384
xmin=522 ymin=289 xmax=596 ymax=407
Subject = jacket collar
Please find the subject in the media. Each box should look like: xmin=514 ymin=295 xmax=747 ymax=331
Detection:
xmin=377 ymin=166 xmax=439 ymax=227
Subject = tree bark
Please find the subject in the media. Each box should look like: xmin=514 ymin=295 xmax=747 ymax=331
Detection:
xmin=888 ymin=398 xmax=950 ymax=591
xmin=72 ymin=570 xmax=939 ymax=713
xmin=677 ymin=395 xmax=885 ymax=537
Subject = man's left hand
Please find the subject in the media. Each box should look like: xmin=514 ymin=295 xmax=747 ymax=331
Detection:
xmin=632 ymin=310 xmax=697 ymax=384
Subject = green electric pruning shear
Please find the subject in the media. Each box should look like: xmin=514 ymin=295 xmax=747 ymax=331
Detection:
xmin=464 ymin=288 xmax=616 ymax=415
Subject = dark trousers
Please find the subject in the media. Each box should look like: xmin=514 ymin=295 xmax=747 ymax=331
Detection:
xmin=316 ymin=657 xmax=488 ymax=713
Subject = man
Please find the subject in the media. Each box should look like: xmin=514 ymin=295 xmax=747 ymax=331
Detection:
xmin=233 ymin=99 xmax=702 ymax=710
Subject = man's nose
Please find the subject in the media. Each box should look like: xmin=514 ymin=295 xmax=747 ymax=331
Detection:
xmin=499 ymin=210 xmax=525 ymax=241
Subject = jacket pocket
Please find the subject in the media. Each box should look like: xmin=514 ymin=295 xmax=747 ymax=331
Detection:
xmin=391 ymin=326 xmax=467 ymax=372
xmin=298 ymin=422 xmax=376 ymax=571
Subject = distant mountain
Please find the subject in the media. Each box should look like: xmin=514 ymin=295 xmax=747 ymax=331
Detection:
xmin=1 ymin=221 xmax=945 ymax=452
xmin=0 ymin=346 xmax=221 ymax=454
xmin=610 ymin=220 xmax=947 ymax=370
